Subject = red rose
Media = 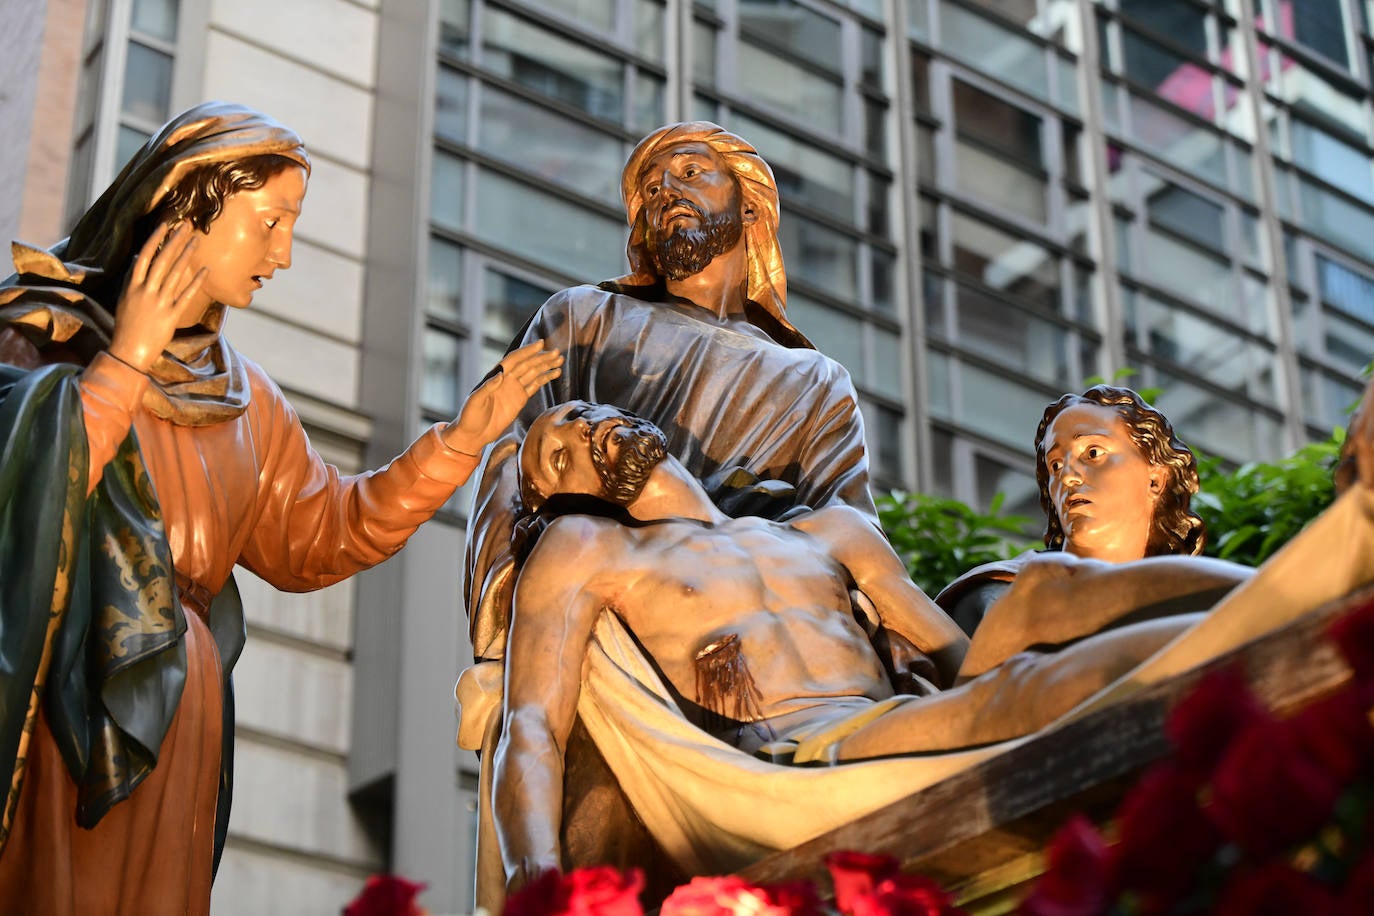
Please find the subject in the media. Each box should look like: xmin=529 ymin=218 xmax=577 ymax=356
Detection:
xmin=660 ymin=875 xmax=789 ymax=916
xmin=1165 ymin=666 xmax=1268 ymax=782
xmin=1285 ymin=687 xmax=1374 ymax=786
xmin=1208 ymin=717 xmax=1344 ymax=859
xmin=1017 ymin=816 xmax=1113 ymax=916
xmin=505 ymin=867 xmax=644 ymax=916
xmin=759 ymin=880 xmax=825 ymax=916
xmin=1112 ymin=761 xmax=1221 ymax=907
xmin=1212 ymin=862 xmax=1338 ymax=915
xmin=344 ymin=874 xmax=427 ymax=916
xmin=1340 ymin=849 xmax=1374 ymax=916
xmin=848 ymin=873 xmax=964 ymax=916
xmin=1329 ymin=594 xmax=1374 ymax=687
xmin=825 ymin=851 xmax=900 ymax=913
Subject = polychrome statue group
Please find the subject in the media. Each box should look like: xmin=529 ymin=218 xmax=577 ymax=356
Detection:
xmin=2 ymin=103 xmax=1373 ymax=916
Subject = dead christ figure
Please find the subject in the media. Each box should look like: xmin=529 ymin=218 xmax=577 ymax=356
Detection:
xmin=492 ymin=399 xmax=1373 ymax=892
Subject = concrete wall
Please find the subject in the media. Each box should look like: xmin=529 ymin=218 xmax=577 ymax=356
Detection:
xmin=0 ymin=0 xmax=86 ymax=247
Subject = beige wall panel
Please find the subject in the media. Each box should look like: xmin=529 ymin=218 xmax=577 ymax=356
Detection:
xmin=253 ymin=238 xmax=366 ymax=347
xmin=211 ymin=842 xmax=367 ymax=916
xmin=228 ymin=308 xmax=360 ymax=406
xmin=294 ymin=154 xmax=371 ymax=259
xmin=229 ymin=738 xmax=381 ymax=865
xmin=209 ymin=0 xmax=378 ymax=86
xmin=234 ymin=641 xmax=354 ymax=754
xmin=237 ymin=571 xmax=354 ymax=651
xmin=201 ymin=32 xmax=373 ymax=170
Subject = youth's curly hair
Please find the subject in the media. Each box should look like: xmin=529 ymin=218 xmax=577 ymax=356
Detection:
xmin=1035 ymin=385 xmax=1205 ymax=557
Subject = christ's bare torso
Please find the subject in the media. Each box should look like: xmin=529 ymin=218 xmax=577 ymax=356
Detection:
xmin=566 ymin=509 xmax=894 ymax=725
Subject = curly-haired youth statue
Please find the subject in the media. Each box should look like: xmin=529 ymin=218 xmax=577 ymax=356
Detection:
xmin=1035 ymin=384 xmax=1206 ymax=559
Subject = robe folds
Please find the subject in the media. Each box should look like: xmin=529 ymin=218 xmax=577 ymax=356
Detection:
xmin=465 ymin=283 xmax=877 ymax=660
xmin=0 ymin=352 xmax=477 ymax=915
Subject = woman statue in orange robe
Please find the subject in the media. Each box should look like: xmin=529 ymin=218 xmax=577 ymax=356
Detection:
xmin=0 ymin=101 xmax=560 ymax=915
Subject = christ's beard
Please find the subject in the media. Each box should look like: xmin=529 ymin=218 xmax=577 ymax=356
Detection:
xmin=651 ymin=203 xmax=745 ymax=281
xmin=591 ymin=418 xmax=668 ymax=506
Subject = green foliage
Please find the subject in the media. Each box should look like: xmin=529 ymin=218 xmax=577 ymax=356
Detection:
xmin=1194 ymin=428 xmax=1345 ymax=567
xmin=876 ymin=490 xmax=1033 ymax=596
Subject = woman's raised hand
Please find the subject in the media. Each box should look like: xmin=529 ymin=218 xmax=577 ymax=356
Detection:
xmin=108 ymin=222 xmax=209 ymax=373
xmin=443 ymin=340 xmax=564 ymax=456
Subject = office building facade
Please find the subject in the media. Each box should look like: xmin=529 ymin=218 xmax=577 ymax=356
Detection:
xmin=2 ymin=0 xmax=1372 ymax=911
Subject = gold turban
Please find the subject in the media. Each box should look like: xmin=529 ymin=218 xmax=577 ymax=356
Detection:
xmin=609 ymin=121 xmax=811 ymax=349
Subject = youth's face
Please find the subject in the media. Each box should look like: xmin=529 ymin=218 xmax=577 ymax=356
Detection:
xmin=1041 ymin=402 xmax=1165 ymax=562
xmin=182 ymin=164 xmax=307 ymax=319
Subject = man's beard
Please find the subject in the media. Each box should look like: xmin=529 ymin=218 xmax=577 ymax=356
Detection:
xmin=591 ymin=417 xmax=668 ymax=506
xmin=651 ymin=201 xmax=744 ymax=281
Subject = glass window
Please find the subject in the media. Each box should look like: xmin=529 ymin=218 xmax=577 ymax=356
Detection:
xmin=733 ymin=113 xmax=854 ymax=223
xmin=956 ymin=361 xmax=1055 ymax=450
xmin=861 ymin=26 xmax=884 ymax=92
xmin=1153 ymin=373 xmax=1284 ymax=460
xmin=779 ymin=215 xmax=858 ymax=303
xmin=911 ymin=51 xmax=931 ymax=114
xmin=908 ymin=0 xmax=929 ymax=39
xmin=1318 ymin=255 xmax=1374 ymax=324
xmin=1324 ymin=310 xmax=1374 ymax=377
xmin=121 ymin=42 xmax=172 ymax=123
xmin=1145 ymin=177 xmax=1225 ymax=252
xmin=131 ymin=0 xmax=178 ymax=42
xmin=431 ymin=150 xmax=465 ymax=231
xmin=539 ymin=0 xmax=615 ymax=32
xmin=435 ymin=66 xmax=467 ymax=144
xmin=953 ymin=80 xmax=1043 ymax=166
xmin=1121 ymin=25 xmax=1212 ymax=123
xmin=1264 ymin=43 xmax=1364 ymax=136
xmin=787 ymin=294 xmax=864 ymax=375
xmin=950 ymin=211 xmax=1060 ymax=311
xmin=872 ymin=248 xmax=896 ymax=314
xmin=631 ymin=72 xmax=666 ymax=134
xmin=1290 ymin=118 xmax=1374 ymax=204
xmin=1303 ymin=365 xmax=1363 ymax=431
xmin=872 ymin=327 xmax=903 ymax=400
xmin=1298 ymin=178 xmax=1374 ymax=262
xmin=474 ymin=168 xmax=625 ymax=279
xmin=481 ymin=8 xmax=624 ymax=123
xmin=1118 ymin=0 xmax=1205 ymax=55
xmin=941 ymin=2 xmax=1050 ymax=102
xmin=1126 ymin=91 xmax=1226 ymax=187
xmin=926 ymin=349 xmax=952 ymax=419
xmin=737 ymin=39 xmax=843 ymax=134
xmin=923 ymin=270 xmax=946 ymax=335
xmin=1140 ymin=225 xmax=1232 ymax=313
xmin=422 ymin=327 xmax=464 ymax=415
xmin=867 ymin=402 xmax=905 ymax=483
xmin=693 ymin=19 xmax=717 ymax=87
xmin=440 ymin=0 xmax=470 ymax=58
xmin=636 ymin=0 xmax=666 ymax=62
xmin=1131 ymin=289 xmax=1277 ymax=403
xmin=955 ymin=139 xmax=1048 ymax=222
xmin=427 ymin=237 xmax=464 ymax=322
xmin=477 ymin=86 xmax=622 ymax=203
xmin=115 ymin=126 xmax=149 ymax=171
xmin=954 ymin=282 xmax=1074 ymax=386
xmin=974 ymin=454 xmax=1039 ymax=520
xmin=1280 ymin=0 xmax=1350 ymax=68
xmin=738 ymin=0 xmax=842 ymax=75
xmin=483 ymin=269 xmax=552 ymax=345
